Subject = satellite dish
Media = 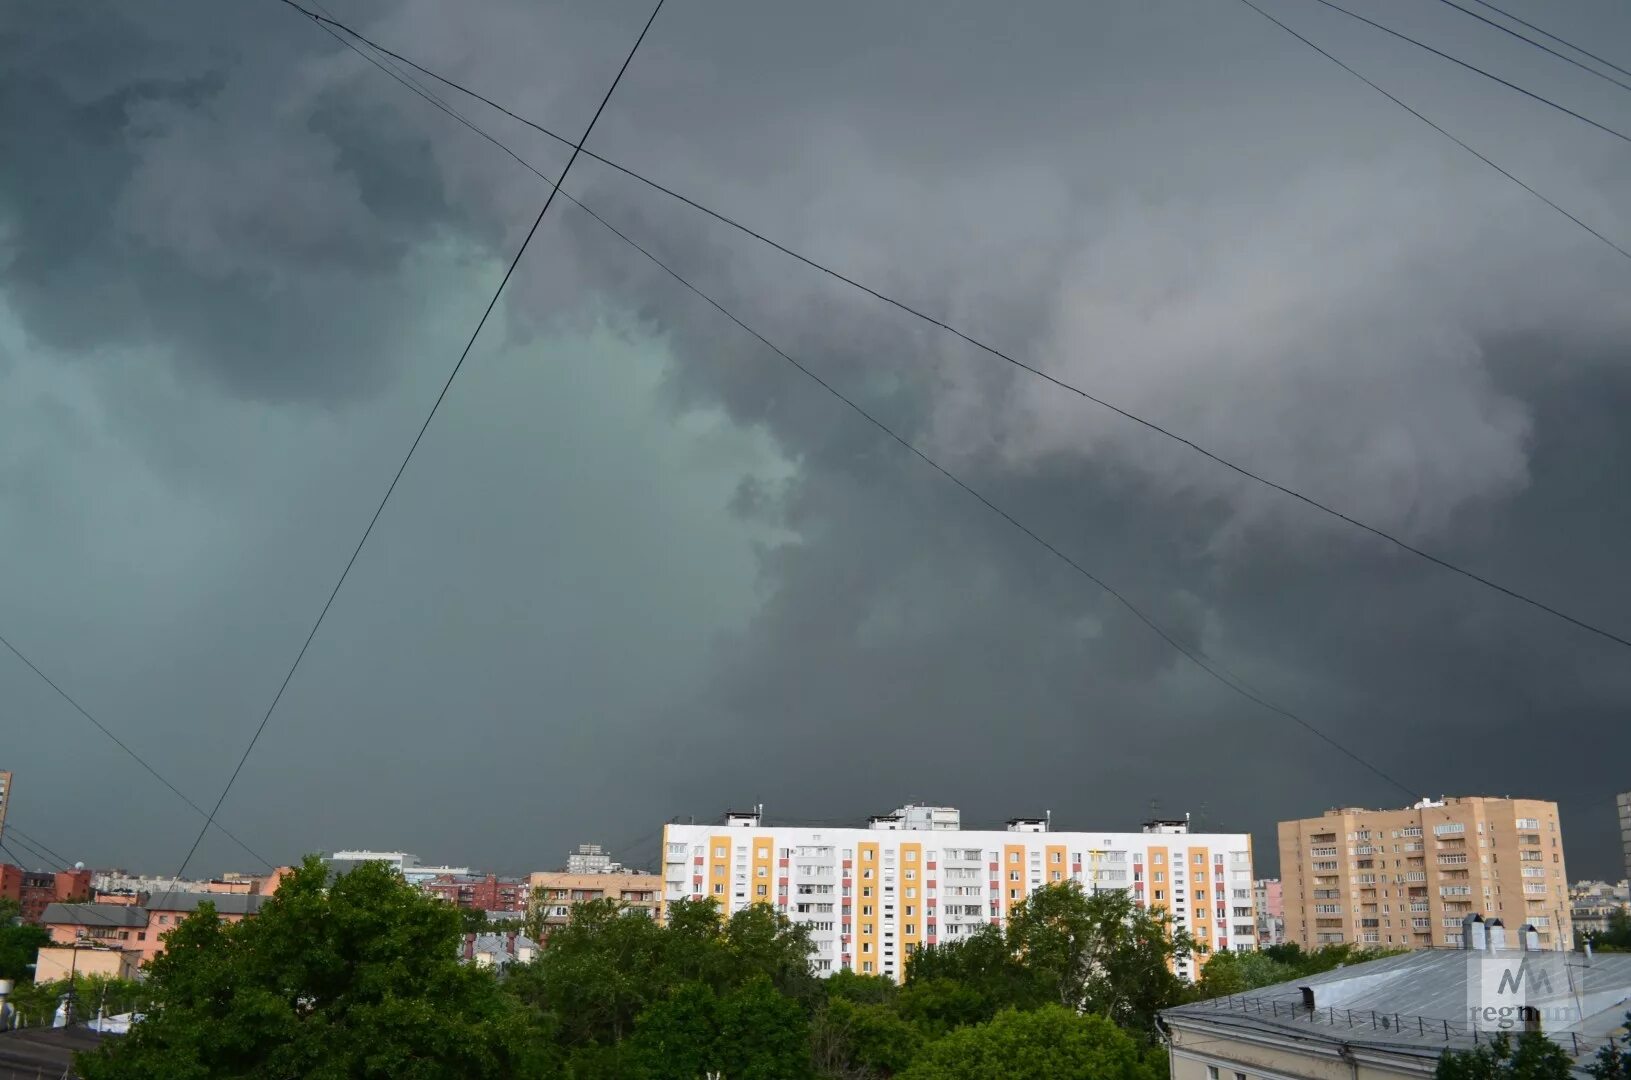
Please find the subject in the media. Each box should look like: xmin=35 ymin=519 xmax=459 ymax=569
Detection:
xmin=74 ymin=862 xmax=85 ymax=870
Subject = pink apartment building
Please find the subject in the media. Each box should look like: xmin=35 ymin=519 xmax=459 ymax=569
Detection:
xmin=41 ymin=890 xmax=271 ymax=965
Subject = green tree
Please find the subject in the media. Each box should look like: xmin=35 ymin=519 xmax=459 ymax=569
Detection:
xmin=1192 ymin=949 xmax=1296 ymax=998
xmin=810 ymin=997 xmax=922 ymax=1078
xmin=896 ymin=1005 xmax=1162 ymax=1080
xmin=76 ymin=855 xmax=543 ymax=1079
xmin=628 ymin=977 xmax=813 ymax=1080
xmin=1436 ymin=1032 xmax=1574 ymax=1079
xmin=1003 ymin=882 xmax=1191 ymax=1036
xmin=894 ymin=976 xmax=993 ymax=1036
xmin=1580 ymin=911 xmax=1631 ymax=953
xmin=1586 ymin=1013 xmax=1631 ymax=1079
xmin=904 ymin=924 xmax=1047 ymax=1019
xmin=505 ymin=896 xmax=816 ymax=1054
xmin=0 ymin=897 xmax=49 ymax=981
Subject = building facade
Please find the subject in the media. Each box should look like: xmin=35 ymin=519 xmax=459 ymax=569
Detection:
xmin=527 ymin=871 xmax=662 ymax=935
xmin=565 ymin=844 xmax=623 ymax=875
xmin=1619 ymin=792 xmax=1631 ymax=885
xmin=662 ymin=807 xmax=1257 ymax=984
xmin=1253 ymin=878 xmax=1284 ymax=946
xmin=42 ymin=892 xmax=270 ymax=965
xmin=1570 ymin=879 xmax=1630 ymax=941
xmin=324 ymin=851 xmax=470 ymax=886
xmin=421 ymin=873 xmax=527 ymax=912
xmin=1278 ymin=796 xmax=1570 ymax=952
xmin=0 ymin=866 xmax=91 ymax=924
xmin=459 ymin=931 xmax=539 ymax=972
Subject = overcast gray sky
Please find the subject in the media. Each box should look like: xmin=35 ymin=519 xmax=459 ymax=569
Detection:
xmin=3 ymin=0 xmax=1629 ymax=881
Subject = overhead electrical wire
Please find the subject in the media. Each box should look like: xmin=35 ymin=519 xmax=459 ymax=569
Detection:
xmin=1466 ymin=0 xmax=1631 ymax=81
xmin=0 ymin=630 xmax=274 ymax=870
xmin=1299 ymin=0 xmax=1631 ymax=144
xmin=1429 ymin=0 xmax=1631 ymax=93
xmin=277 ymin=0 xmax=1631 ymax=653
xmin=5 ymin=823 xmax=73 ymax=870
xmin=173 ymin=0 xmax=670 ymax=882
xmin=275 ymin=13 xmax=1421 ymax=800
xmin=1236 ymin=0 xmax=1631 ymax=261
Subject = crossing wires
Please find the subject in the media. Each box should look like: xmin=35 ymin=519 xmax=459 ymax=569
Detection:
xmin=172 ymin=0 xmax=671 ymax=881
xmin=273 ymin=4 xmax=1421 ymax=800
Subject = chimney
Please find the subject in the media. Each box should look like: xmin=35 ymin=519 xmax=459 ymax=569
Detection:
xmin=463 ymin=934 xmax=474 ymax=960
xmin=1519 ymin=923 xmax=1542 ymax=951
xmin=1462 ymin=913 xmax=1487 ymax=950
xmin=1487 ymin=918 xmax=1507 ymax=951
xmin=507 ymin=930 xmax=517 ymax=956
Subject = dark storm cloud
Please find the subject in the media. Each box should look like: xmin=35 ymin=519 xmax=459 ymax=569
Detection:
xmin=2 ymin=0 xmax=1630 ymax=881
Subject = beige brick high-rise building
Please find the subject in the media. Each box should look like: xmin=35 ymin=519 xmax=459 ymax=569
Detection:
xmin=1279 ymin=796 xmax=1569 ymax=952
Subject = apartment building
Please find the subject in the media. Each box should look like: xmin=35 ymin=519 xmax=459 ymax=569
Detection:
xmin=422 ymin=873 xmax=528 ymax=912
xmin=41 ymin=892 xmax=270 ymax=965
xmin=1619 ymin=791 xmax=1631 ymax=884
xmin=1571 ymin=879 xmax=1630 ymax=940
xmin=527 ymin=870 xmax=662 ymax=935
xmin=1278 ymin=796 xmax=1570 ymax=951
xmin=0 ymin=865 xmax=91 ymax=924
xmin=662 ymin=807 xmax=1257 ymax=984
xmin=1253 ymin=878 xmax=1285 ymax=946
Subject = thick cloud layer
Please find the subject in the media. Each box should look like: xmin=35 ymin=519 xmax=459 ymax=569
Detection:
xmin=2 ymin=0 xmax=1629 ymax=879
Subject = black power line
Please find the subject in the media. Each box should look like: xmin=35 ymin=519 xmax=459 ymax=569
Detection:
xmin=0 ymin=631 xmax=274 ymax=870
xmin=5 ymin=824 xmax=73 ymax=870
xmin=1299 ymin=0 xmax=1631 ymax=143
xmin=278 ymin=26 xmax=1419 ymax=800
xmin=1430 ymin=0 xmax=1631 ymax=93
xmin=275 ymin=1 xmax=1631 ymax=652
xmin=1236 ymin=0 xmax=1630 ymax=261
xmin=173 ymin=0 xmax=670 ymax=882
xmin=1467 ymin=0 xmax=1631 ymax=81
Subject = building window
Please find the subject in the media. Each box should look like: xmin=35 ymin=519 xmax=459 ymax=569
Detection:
xmin=1051 ymin=851 xmax=1063 ymax=863
xmin=1207 ymin=1068 xmax=1219 ymax=1080
xmin=714 ymin=884 xmax=724 ymax=895
xmin=715 ymin=847 xmax=726 ymax=858
xmin=863 ymin=961 xmax=873 ymax=973
xmin=1195 ymin=854 xmax=1204 ymax=864
xmin=905 ymin=850 xmax=917 ymax=862
xmin=864 ymin=850 xmax=874 ymax=861
xmin=756 ymin=885 xmax=767 ymax=896
xmin=756 ymin=866 xmax=767 ymax=877
xmin=1153 ymin=853 xmax=1164 ymax=864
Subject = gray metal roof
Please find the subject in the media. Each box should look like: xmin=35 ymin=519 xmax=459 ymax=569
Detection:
xmin=1164 ymin=948 xmax=1631 ymax=1068
xmin=143 ymin=892 xmax=268 ymax=915
xmin=39 ymin=903 xmax=147 ymax=928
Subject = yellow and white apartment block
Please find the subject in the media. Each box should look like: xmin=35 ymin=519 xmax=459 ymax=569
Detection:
xmin=661 ymin=807 xmax=1256 ymax=983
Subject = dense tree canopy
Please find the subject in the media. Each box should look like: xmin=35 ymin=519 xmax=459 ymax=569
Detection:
xmin=56 ymin=871 xmax=1373 ymax=1078
xmin=0 ymin=897 xmax=49 ymax=982
xmin=1436 ymin=1032 xmax=1574 ymax=1079
xmin=895 ymin=1006 xmax=1164 ymax=1080
xmin=77 ymin=856 xmax=542 ymax=1079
